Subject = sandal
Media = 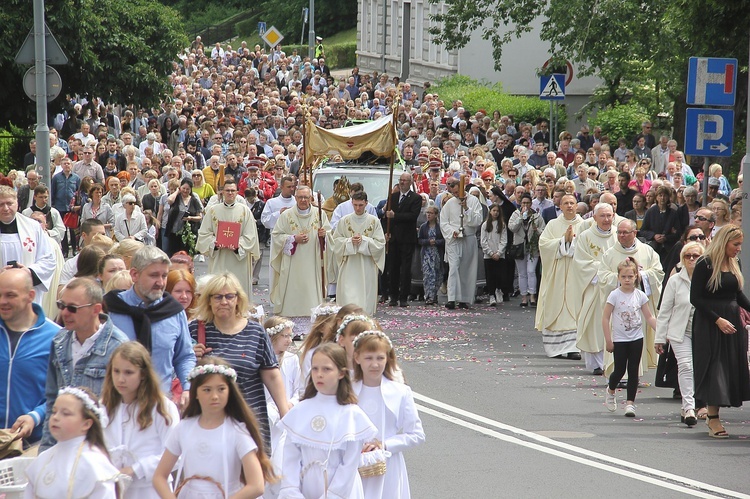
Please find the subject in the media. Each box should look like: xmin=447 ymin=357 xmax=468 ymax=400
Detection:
xmin=706 ymin=415 xmax=729 ymax=439
xmin=696 ymin=408 xmax=708 ymax=420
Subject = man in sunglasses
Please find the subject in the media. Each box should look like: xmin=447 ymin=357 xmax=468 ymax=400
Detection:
xmin=0 ymin=269 xmax=61 ymax=446
xmin=40 ymin=277 xmax=128 ymax=451
xmin=693 ymin=208 xmax=716 ymax=242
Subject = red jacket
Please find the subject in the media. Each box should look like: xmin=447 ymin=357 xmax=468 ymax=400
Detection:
xmin=239 ymin=172 xmax=277 ymax=201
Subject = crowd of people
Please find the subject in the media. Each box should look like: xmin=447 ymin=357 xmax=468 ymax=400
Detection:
xmin=2 ymin=33 xmax=749 ymax=497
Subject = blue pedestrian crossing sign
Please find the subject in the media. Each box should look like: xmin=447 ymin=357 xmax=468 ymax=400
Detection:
xmin=540 ymin=74 xmax=565 ymax=101
xmin=684 ymin=108 xmax=733 ymax=157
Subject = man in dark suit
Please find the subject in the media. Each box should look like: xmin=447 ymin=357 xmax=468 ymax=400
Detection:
xmin=384 ymin=172 xmax=421 ymax=307
xmin=17 ymin=170 xmax=40 ymax=211
xmin=98 ymin=138 xmax=127 ymax=171
xmin=541 ymin=189 xmax=565 ymax=224
xmin=23 ymin=139 xmax=36 ymax=169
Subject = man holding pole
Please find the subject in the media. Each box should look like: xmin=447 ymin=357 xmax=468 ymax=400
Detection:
xmin=440 ymin=176 xmax=484 ymax=309
xmin=270 ymin=185 xmax=330 ymax=332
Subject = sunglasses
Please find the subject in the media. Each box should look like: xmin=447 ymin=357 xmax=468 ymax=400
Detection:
xmin=56 ymin=300 xmax=94 ymax=313
xmin=125 ymin=201 xmax=135 ymax=205
xmin=684 ymin=253 xmax=701 ymax=260
xmin=211 ymin=293 xmax=237 ymax=302
xmin=695 ymin=215 xmax=710 ymax=222
xmin=687 ymin=234 xmax=707 ymax=241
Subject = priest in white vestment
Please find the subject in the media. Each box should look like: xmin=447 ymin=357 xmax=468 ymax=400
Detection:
xmin=598 ymin=218 xmax=664 ymax=376
xmin=262 ymin=176 xmax=297 ymax=290
xmin=0 ymin=186 xmax=56 ymax=306
xmin=535 ymin=194 xmax=584 ymax=359
xmin=440 ymin=182 xmax=484 ymax=308
xmin=196 ymin=178 xmax=260 ymax=298
xmin=573 ymin=203 xmax=617 ymax=374
xmin=270 ymin=186 xmax=331 ymax=323
xmin=578 ymin=192 xmax=626 ymax=232
xmin=331 ymin=192 xmax=385 ymax=315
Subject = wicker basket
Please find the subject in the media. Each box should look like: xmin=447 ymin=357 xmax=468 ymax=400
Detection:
xmin=358 ymin=449 xmax=388 ymax=478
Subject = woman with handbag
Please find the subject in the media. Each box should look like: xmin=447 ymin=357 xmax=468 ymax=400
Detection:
xmin=114 ymin=194 xmax=148 ymax=243
xmin=82 ymin=183 xmax=114 ymax=237
xmin=165 ymin=178 xmax=203 ymax=256
xmin=655 ymin=242 xmax=705 ymax=427
xmin=508 ymin=193 xmax=545 ymax=307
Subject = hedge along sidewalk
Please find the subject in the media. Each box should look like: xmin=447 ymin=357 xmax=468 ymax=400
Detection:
xmin=432 ymin=75 xmax=565 ymax=127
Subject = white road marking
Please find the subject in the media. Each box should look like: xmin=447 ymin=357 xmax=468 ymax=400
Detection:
xmin=414 ymin=392 xmax=749 ymax=499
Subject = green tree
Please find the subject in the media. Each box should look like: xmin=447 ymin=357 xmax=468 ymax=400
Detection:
xmin=0 ymin=0 xmax=187 ymax=128
xmin=429 ymin=0 xmax=750 ymax=169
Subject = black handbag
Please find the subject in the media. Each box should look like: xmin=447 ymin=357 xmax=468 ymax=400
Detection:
xmin=507 ymin=242 xmax=525 ymax=260
xmin=654 ymin=343 xmax=679 ymax=388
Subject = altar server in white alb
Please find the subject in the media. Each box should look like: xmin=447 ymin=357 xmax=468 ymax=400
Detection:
xmin=353 ymin=331 xmax=425 ymax=499
xmin=440 ymin=179 xmax=484 ymax=309
xmin=331 ymin=191 xmax=386 ymax=315
xmin=101 ymin=342 xmax=180 ymax=498
xmin=0 ymin=185 xmax=56 ymax=305
xmin=24 ymin=387 xmax=120 ymax=498
xmin=196 ymin=177 xmax=260 ymax=298
xmin=278 ymin=343 xmax=377 ymax=499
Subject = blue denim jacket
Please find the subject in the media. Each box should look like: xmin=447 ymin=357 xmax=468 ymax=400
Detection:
xmin=40 ymin=314 xmax=128 ymax=451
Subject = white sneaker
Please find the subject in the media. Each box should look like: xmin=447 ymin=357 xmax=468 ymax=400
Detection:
xmin=489 ymin=295 xmax=496 ymax=306
xmin=605 ymin=389 xmax=616 ymax=412
xmin=194 ymin=254 xmax=205 ymax=262
xmin=625 ymin=404 xmax=636 ymax=417
xmin=495 ymin=290 xmax=503 ymax=304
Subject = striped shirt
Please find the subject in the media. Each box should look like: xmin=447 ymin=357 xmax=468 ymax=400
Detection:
xmin=189 ymin=320 xmax=278 ymax=449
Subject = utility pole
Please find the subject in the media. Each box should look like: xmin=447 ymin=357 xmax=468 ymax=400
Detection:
xmin=33 ymin=0 xmax=50 ymax=187
xmin=308 ymin=0 xmax=315 ymax=61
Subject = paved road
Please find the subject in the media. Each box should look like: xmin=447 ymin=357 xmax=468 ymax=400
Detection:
xmin=201 ymin=255 xmax=750 ymax=498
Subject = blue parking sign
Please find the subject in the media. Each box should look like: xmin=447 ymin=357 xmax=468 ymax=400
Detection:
xmin=684 ymin=108 xmax=733 ymax=157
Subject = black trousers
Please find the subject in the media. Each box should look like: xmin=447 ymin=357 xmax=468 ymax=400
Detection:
xmin=609 ymin=338 xmax=643 ymax=402
xmin=388 ymin=241 xmax=415 ymax=301
xmin=484 ymin=258 xmax=503 ymax=295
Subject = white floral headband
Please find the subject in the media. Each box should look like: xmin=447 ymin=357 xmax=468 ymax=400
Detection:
xmin=188 ymin=364 xmax=238 ymax=382
xmin=335 ymin=314 xmax=373 ymax=342
xmin=266 ymin=321 xmax=295 ymax=336
xmin=59 ymin=387 xmax=109 ymax=427
xmin=353 ymin=330 xmax=393 ymax=350
xmin=311 ymin=303 xmax=341 ymax=322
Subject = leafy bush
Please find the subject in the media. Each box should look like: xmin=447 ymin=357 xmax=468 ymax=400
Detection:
xmin=432 ymin=75 xmax=562 ymax=126
xmin=281 ymin=42 xmax=356 ymax=69
xmin=589 ymin=104 xmax=650 ymax=144
xmin=0 ymin=123 xmax=33 ymax=175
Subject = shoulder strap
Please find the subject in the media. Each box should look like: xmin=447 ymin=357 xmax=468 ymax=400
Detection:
xmin=198 ymin=320 xmax=206 ymax=345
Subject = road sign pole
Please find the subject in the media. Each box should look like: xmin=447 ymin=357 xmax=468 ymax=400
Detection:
xmin=549 ymin=101 xmax=553 ymax=151
xmin=702 ymin=157 xmax=709 ymax=206
xmin=308 ymin=0 xmax=315 ymax=61
xmin=33 ymin=0 xmax=50 ymax=187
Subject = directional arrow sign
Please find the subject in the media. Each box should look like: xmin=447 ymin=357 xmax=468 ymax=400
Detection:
xmin=684 ymin=108 xmax=733 ymax=157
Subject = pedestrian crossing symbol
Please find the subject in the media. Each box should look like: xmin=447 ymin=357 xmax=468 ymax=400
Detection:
xmin=540 ymin=74 xmax=565 ymax=101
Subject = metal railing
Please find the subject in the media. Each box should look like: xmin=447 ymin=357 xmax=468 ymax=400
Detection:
xmin=0 ymin=134 xmax=34 ymax=174
xmin=192 ymin=11 xmax=259 ymax=46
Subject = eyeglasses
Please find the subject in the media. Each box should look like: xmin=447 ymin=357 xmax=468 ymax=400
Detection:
xmin=56 ymin=300 xmax=94 ymax=313
xmin=687 ymin=234 xmax=707 ymax=241
xmin=684 ymin=253 xmax=701 ymax=260
xmin=211 ymin=293 xmax=237 ymax=302
xmin=125 ymin=201 xmax=135 ymax=205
